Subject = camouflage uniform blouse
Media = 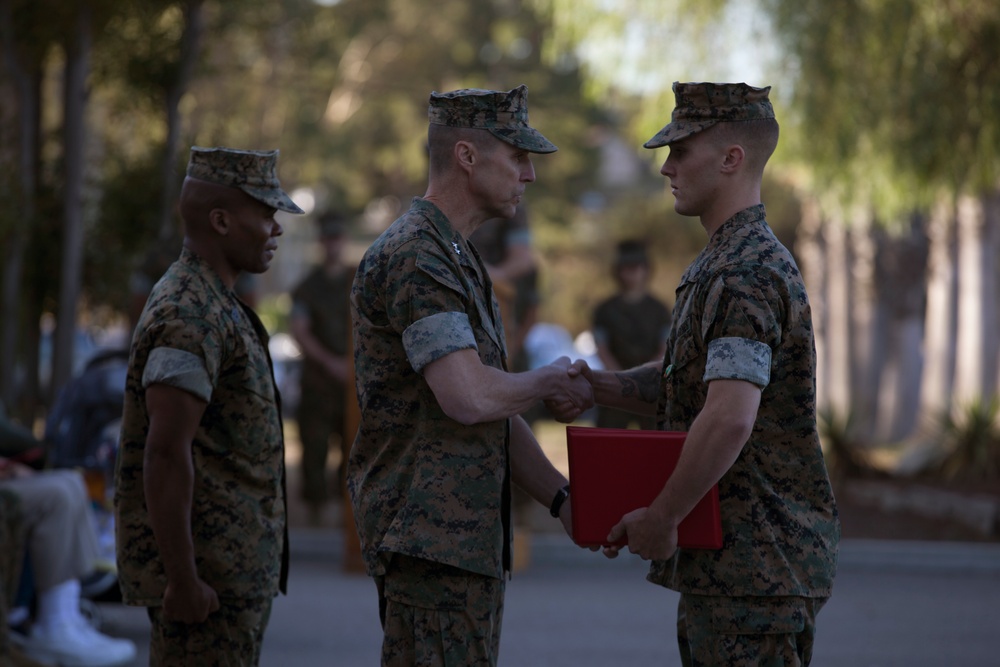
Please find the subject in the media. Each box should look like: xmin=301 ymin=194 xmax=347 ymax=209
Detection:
xmin=648 ymin=205 xmax=840 ymax=598
xmin=115 ymin=247 xmax=288 ymax=605
xmin=349 ymin=198 xmax=511 ymax=580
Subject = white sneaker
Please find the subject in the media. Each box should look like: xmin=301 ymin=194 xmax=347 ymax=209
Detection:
xmin=19 ymin=617 xmax=137 ymax=667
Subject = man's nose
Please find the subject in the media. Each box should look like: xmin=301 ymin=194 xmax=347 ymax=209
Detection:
xmin=522 ymin=159 xmax=536 ymax=183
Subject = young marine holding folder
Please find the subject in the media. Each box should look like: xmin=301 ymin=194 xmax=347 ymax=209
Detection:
xmin=553 ymin=82 xmax=840 ymax=667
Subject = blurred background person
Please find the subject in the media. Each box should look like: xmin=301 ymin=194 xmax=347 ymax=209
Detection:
xmin=289 ymin=211 xmax=355 ymax=525
xmin=591 ymin=239 xmax=671 ymax=430
xmin=469 ymin=205 xmax=539 ymax=374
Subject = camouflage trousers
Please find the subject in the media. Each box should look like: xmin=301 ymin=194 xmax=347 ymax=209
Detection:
xmin=376 ymin=554 xmax=505 ymax=667
xmin=677 ymin=593 xmax=827 ymax=667
xmin=147 ymin=596 xmax=273 ymax=667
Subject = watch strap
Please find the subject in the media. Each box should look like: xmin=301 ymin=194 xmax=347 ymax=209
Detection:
xmin=549 ymin=484 xmax=571 ymax=518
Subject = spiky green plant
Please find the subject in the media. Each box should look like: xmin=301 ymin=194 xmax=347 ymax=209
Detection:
xmin=935 ymin=397 xmax=1000 ymax=482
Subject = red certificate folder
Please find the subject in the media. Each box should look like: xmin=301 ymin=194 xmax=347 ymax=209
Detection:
xmin=566 ymin=425 xmax=723 ymax=550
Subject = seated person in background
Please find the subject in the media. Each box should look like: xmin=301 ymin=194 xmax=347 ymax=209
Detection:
xmin=0 ymin=458 xmax=136 ymax=667
xmin=1 ymin=487 xmax=45 ymax=667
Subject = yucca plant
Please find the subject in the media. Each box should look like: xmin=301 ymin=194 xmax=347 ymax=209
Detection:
xmin=935 ymin=397 xmax=1000 ymax=482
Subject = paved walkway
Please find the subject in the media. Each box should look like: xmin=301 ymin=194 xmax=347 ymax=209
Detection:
xmin=96 ymin=529 xmax=1000 ymax=666
xmin=91 ymin=428 xmax=1000 ymax=665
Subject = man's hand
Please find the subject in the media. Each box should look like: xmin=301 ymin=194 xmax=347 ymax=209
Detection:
xmin=544 ymin=358 xmax=594 ymax=423
xmin=554 ymin=498 xmax=601 ymax=553
xmin=606 ymin=506 xmax=679 ymax=562
xmin=162 ymin=577 xmax=220 ymax=624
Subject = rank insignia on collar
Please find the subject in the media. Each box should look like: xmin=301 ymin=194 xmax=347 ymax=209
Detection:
xmin=452 ymin=242 xmax=461 ymax=255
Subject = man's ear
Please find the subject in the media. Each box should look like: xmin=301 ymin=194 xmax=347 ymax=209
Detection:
xmin=208 ymin=208 xmax=230 ymax=235
xmin=454 ymin=140 xmax=476 ymax=173
xmin=720 ymin=144 xmax=745 ymax=173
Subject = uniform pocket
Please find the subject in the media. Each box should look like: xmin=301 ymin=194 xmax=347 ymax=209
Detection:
xmin=384 ymin=555 xmax=468 ymax=611
xmin=712 ymin=600 xmax=805 ymax=635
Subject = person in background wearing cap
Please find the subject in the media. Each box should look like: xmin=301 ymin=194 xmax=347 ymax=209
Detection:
xmin=289 ymin=210 xmax=354 ymax=525
xmin=115 ymin=146 xmax=304 ymax=666
xmin=554 ymin=82 xmax=840 ymax=666
xmin=591 ymin=238 xmax=671 ymax=430
xmin=349 ymin=85 xmax=593 ymax=665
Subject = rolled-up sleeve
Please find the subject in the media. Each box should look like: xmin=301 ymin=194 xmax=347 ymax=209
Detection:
xmin=403 ymin=312 xmax=477 ymax=373
xmin=142 ymin=347 xmax=213 ymax=402
xmin=704 ymin=336 xmax=771 ymax=388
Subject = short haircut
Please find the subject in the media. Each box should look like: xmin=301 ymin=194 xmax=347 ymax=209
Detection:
xmin=427 ymin=124 xmax=497 ymax=176
xmin=179 ymin=177 xmax=254 ymax=229
xmin=709 ymin=118 xmax=779 ymax=174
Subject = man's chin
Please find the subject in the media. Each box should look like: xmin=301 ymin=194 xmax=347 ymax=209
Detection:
xmin=673 ymin=200 xmax=696 ymax=218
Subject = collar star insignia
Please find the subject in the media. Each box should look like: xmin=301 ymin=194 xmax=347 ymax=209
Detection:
xmin=452 ymin=242 xmax=461 ymax=255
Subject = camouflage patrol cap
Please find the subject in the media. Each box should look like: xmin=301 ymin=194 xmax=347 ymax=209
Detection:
xmin=186 ymin=146 xmax=305 ymax=214
xmin=643 ymin=81 xmax=774 ymax=149
xmin=428 ymin=85 xmax=557 ymax=154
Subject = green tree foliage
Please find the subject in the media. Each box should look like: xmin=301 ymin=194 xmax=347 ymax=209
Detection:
xmin=173 ymin=0 xmax=606 ymax=221
xmin=3 ymin=0 xmax=621 ymax=381
xmin=764 ymin=0 xmax=1000 ymax=217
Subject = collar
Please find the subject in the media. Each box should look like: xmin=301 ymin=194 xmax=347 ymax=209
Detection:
xmin=412 ymin=197 xmax=469 ymax=258
xmin=177 ymin=246 xmax=239 ymax=302
xmin=709 ymin=204 xmax=767 ymax=242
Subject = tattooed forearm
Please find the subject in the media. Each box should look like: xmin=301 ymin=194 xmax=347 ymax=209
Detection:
xmin=616 ymin=366 xmax=661 ymax=404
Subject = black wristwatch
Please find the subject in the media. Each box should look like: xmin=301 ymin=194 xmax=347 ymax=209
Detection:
xmin=549 ymin=484 xmax=571 ymax=518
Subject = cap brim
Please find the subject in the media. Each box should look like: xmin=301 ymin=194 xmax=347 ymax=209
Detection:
xmin=242 ymin=187 xmax=305 ymax=214
xmin=490 ymin=127 xmax=558 ymax=154
xmin=643 ymin=120 xmax=718 ymax=149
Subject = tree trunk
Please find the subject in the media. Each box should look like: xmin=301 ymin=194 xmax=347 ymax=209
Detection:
xmin=795 ymin=196 xmax=829 ymax=408
xmin=823 ymin=209 xmax=853 ymax=426
xmin=51 ymin=3 xmax=92 ymax=401
xmin=848 ymin=213 xmax=883 ymax=443
xmin=983 ymin=188 xmax=1000 ymax=401
xmin=157 ymin=0 xmax=205 ymax=241
xmin=918 ymin=197 xmax=958 ymax=428
xmin=875 ymin=216 xmax=928 ymax=442
xmin=952 ymin=193 xmax=990 ymax=410
xmin=0 ymin=0 xmax=43 ymax=418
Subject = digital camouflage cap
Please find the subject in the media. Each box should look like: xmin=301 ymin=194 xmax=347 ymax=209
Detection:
xmin=186 ymin=146 xmax=305 ymax=214
xmin=428 ymin=84 xmax=557 ymax=154
xmin=643 ymin=82 xmax=775 ymax=149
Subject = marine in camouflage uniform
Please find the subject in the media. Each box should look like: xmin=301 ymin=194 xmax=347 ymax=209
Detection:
xmin=115 ymin=146 xmax=303 ymax=666
xmin=570 ymin=82 xmax=840 ymax=667
xmin=350 ymin=85 xmax=592 ymax=666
